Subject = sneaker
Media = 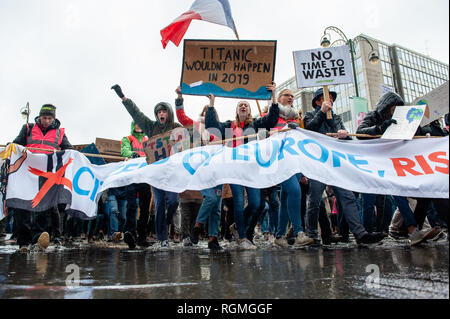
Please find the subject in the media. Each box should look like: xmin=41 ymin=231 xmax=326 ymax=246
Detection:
xmin=409 ymin=228 xmax=436 ymax=246
xmin=229 ymin=223 xmax=239 ymax=242
xmin=37 ymin=232 xmax=50 ymax=250
xmin=239 ymin=238 xmax=257 ymax=250
xmin=274 ymin=237 xmax=290 ymax=248
xmin=293 ymin=232 xmax=314 ymax=247
xmin=19 ymin=245 xmax=29 ymax=253
xmin=160 ymin=240 xmax=169 ymax=248
xmin=112 ymin=232 xmax=122 ymax=243
xmin=123 ymin=231 xmax=136 ymax=249
xmin=432 ymin=228 xmax=445 ymax=241
xmin=208 ymin=238 xmax=223 ymax=251
xmin=183 ymin=237 xmax=193 ymax=247
xmin=388 ymin=230 xmax=408 ymax=240
xmin=173 ymin=232 xmax=181 ymax=244
xmin=356 ymin=233 xmax=384 ymax=245
xmin=192 ymin=225 xmax=202 ymax=245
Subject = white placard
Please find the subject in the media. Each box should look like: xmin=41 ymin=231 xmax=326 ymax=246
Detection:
xmin=293 ymin=46 xmax=353 ymax=88
xmin=382 ymin=105 xmax=427 ymax=140
xmin=412 ymin=81 xmax=449 ymax=126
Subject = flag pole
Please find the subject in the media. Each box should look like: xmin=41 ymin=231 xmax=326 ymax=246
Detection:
xmin=232 ymin=18 xmax=263 ymax=117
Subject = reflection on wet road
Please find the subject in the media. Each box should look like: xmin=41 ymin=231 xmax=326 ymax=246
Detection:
xmin=0 ymin=242 xmax=448 ymax=299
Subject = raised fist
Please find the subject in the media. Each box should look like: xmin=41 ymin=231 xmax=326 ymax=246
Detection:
xmin=111 ymin=84 xmax=125 ymax=99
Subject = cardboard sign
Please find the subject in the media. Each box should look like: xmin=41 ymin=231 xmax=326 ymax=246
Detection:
xmin=181 ymin=40 xmax=277 ymax=100
xmin=95 ymin=138 xmax=121 ymax=155
xmin=381 ymin=105 xmax=426 ymax=140
xmin=293 ymin=46 xmax=353 ymax=88
xmin=143 ymin=127 xmax=192 ymax=164
xmin=412 ymin=81 xmax=449 ymax=126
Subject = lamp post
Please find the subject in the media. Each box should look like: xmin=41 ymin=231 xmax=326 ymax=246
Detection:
xmin=20 ymin=102 xmax=30 ymax=124
xmin=320 ymin=26 xmax=379 ymax=97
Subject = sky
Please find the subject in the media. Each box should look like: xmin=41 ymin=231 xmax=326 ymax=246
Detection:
xmin=0 ymin=0 xmax=448 ymax=146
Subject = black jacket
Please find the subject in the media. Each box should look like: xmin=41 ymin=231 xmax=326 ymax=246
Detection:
xmin=13 ymin=117 xmax=73 ymax=150
xmin=304 ymin=106 xmax=351 ymax=140
xmin=356 ymin=92 xmax=405 ymax=138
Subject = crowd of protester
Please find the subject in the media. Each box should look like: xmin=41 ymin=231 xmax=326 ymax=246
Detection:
xmin=0 ymin=84 xmax=448 ymax=253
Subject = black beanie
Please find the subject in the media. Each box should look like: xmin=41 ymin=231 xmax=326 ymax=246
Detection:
xmin=39 ymin=104 xmax=56 ymax=118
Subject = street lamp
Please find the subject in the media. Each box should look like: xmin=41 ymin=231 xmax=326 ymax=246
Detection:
xmin=320 ymin=26 xmax=379 ymax=97
xmin=20 ymin=102 xmax=30 ymax=124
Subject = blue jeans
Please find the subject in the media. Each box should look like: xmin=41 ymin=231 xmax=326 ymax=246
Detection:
xmin=276 ymin=173 xmax=303 ymax=238
xmin=306 ymin=179 xmax=367 ymax=240
xmin=197 ymin=186 xmax=223 ymax=237
xmin=153 ymin=187 xmax=179 ymax=241
xmin=229 ymin=184 xmax=261 ymax=240
xmin=393 ymin=196 xmax=417 ymax=228
xmin=107 ymin=193 xmax=127 ymax=236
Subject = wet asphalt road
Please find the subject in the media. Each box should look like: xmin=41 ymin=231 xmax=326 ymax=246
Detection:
xmin=0 ymin=237 xmax=448 ymax=299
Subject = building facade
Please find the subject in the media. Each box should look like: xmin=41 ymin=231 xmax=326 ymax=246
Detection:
xmin=277 ymin=34 xmax=449 ymax=133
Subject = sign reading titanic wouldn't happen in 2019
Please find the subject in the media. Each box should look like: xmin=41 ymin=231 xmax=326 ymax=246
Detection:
xmin=181 ymin=40 xmax=276 ymax=100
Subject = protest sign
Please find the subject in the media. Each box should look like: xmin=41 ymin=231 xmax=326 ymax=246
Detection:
xmin=350 ymin=97 xmax=368 ymax=132
xmin=382 ymin=105 xmax=426 ymax=140
xmin=293 ymin=46 xmax=353 ymax=88
xmin=181 ymin=40 xmax=276 ymax=100
xmin=412 ymin=81 xmax=449 ymax=126
xmin=293 ymin=46 xmax=353 ymax=120
xmin=143 ymin=127 xmax=192 ymax=164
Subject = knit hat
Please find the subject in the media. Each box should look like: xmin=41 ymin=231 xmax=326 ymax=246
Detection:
xmin=39 ymin=104 xmax=56 ymax=118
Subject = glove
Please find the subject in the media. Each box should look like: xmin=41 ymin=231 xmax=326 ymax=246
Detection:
xmin=131 ymin=152 xmax=140 ymax=159
xmin=111 ymin=84 xmax=125 ymax=99
xmin=288 ymin=122 xmax=299 ymax=129
xmin=378 ymin=119 xmax=397 ymax=133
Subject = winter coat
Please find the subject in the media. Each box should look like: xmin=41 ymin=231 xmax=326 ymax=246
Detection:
xmin=421 ymin=120 xmax=449 ymax=137
xmin=122 ymin=99 xmax=182 ymax=138
xmin=175 ymin=98 xmax=220 ymax=145
xmin=205 ymin=103 xmax=280 ymax=147
xmin=13 ymin=116 xmax=73 ymax=150
xmin=303 ymin=106 xmax=351 ymax=140
xmin=356 ymin=92 xmax=404 ymax=137
xmin=121 ymin=121 xmax=149 ymax=158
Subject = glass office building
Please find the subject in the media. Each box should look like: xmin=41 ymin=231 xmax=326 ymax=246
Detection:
xmin=277 ymin=34 xmax=449 ymax=132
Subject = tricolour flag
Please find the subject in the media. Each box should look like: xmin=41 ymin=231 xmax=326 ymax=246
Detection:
xmin=161 ymin=0 xmax=238 ymax=49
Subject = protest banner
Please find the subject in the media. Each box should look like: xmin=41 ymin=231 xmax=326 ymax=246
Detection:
xmin=382 ymin=105 xmax=427 ymax=140
xmin=3 ymin=131 xmax=448 ymax=219
xmin=180 ymin=40 xmax=276 ymax=100
xmin=293 ymin=46 xmax=353 ymax=119
xmin=143 ymin=127 xmax=192 ymax=164
xmin=412 ymin=81 xmax=449 ymax=126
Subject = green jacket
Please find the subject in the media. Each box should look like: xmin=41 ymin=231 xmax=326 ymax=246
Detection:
xmin=121 ymin=121 xmax=148 ymax=158
xmin=122 ymin=99 xmax=182 ymax=138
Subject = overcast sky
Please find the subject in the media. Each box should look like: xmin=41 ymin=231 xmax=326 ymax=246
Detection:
xmin=0 ymin=0 xmax=448 ymax=146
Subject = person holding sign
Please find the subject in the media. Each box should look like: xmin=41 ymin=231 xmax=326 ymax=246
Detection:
xmin=205 ymin=84 xmax=280 ymax=249
xmin=356 ymin=92 xmax=440 ymax=246
xmin=175 ymin=87 xmax=224 ymax=251
xmin=112 ymin=84 xmax=182 ymax=249
xmin=304 ymin=88 xmax=384 ymax=246
xmin=261 ymin=86 xmax=315 ymax=248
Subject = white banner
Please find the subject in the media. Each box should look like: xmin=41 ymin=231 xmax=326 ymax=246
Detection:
xmin=3 ymin=129 xmax=449 ymax=219
xmin=293 ymin=46 xmax=353 ymax=88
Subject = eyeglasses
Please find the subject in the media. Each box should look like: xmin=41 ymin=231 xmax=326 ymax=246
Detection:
xmin=282 ymin=94 xmax=294 ymax=98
